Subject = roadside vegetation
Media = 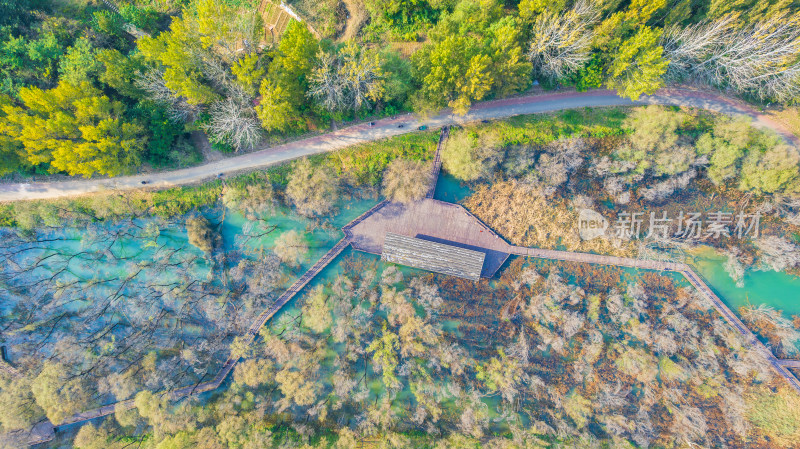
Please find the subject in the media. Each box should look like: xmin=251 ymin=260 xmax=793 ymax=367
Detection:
xmin=2 ymin=0 xmax=800 ymax=178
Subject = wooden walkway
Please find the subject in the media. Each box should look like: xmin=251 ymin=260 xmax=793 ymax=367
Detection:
xmin=426 ymin=126 xmax=449 ymax=198
xmin=9 ymin=126 xmax=800 ymax=445
xmin=347 ymin=199 xmax=510 ymax=278
xmin=507 ymin=245 xmax=800 ymax=392
xmin=10 ymin=238 xmax=353 ymax=445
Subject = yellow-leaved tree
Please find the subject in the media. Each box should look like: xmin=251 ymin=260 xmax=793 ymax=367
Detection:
xmin=0 ymin=81 xmax=145 ymax=177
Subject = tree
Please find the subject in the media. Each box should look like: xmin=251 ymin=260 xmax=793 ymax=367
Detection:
xmin=256 ymin=79 xmax=302 ymax=132
xmin=623 ymin=105 xmax=684 ymax=152
xmin=30 ymin=362 xmax=91 ymax=424
xmin=488 ymin=18 xmax=532 ymax=96
xmin=0 ymin=81 xmax=145 ymax=177
xmin=308 ymin=49 xmax=347 ymax=114
xmin=285 ymin=158 xmax=340 ymax=217
xmin=255 ymin=22 xmax=318 ymax=132
xmin=334 ymin=428 xmax=359 ymax=449
xmin=339 ymin=43 xmax=385 ymax=113
xmin=302 ymin=286 xmax=332 ymax=333
xmin=696 ymin=116 xmax=752 ymax=184
xmin=136 ymin=0 xmax=261 ymax=106
xmin=412 ymin=35 xmax=494 ymax=115
xmin=367 ymin=323 xmax=401 ymax=390
xmin=441 ymin=128 xmax=503 ymax=181
xmin=563 ymin=391 xmax=592 ymax=428
xmin=270 ymin=21 xmax=319 ymax=100
xmin=204 ymin=96 xmax=262 ymax=151
xmin=592 ymin=0 xmax=667 ymax=52
xmin=231 ymin=53 xmax=266 ymax=97
xmin=475 ymin=349 xmax=522 ymax=403
xmin=273 ymin=230 xmax=309 ymax=268
xmin=137 ymin=23 xmax=217 ymax=107
xmin=606 ymin=27 xmax=669 ymax=100
xmin=186 ymin=216 xmax=217 ymax=253
xmin=382 ymin=158 xmax=430 ymax=203
xmin=275 ymin=366 xmax=318 ymax=406
xmin=528 ymin=0 xmax=599 ymax=84
xmin=518 ymin=0 xmax=568 ymax=21
xmin=233 ymin=359 xmax=274 ymax=388
xmin=739 ymin=143 xmax=800 ymax=194
xmin=380 ymin=48 xmax=414 ymax=110
xmin=0 ymin=31 xmax=63 ymax=93
xmin=58 ymin=37 xmax=101 ymax=84
xmin=96 ymin=49 xmax=147 ymax=100
xmin=309 ymin=44 xmax=385 ymax=115
xmin=73 ymin=423 xmax=131 ymax=449
xmin=0 ymin=374 xmax=43 ymax=430
xmin=662 ymin=14 xmax=800 ymax=101
xmin=0 ymin=95 xmax=26 ymax=175
xmin=222 ymin=181 xmax=274 ymax=217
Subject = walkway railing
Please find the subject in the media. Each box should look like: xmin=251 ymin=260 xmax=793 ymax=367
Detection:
xmin=10 ymin=118 xmax=800 ymax=442
xmin=425 ymin=126 xmax=449 ymax=199
xmin=509 ymin=244 xmax=800 ymax=393
xmin=13 ymin=238 xmax=353 ymax=445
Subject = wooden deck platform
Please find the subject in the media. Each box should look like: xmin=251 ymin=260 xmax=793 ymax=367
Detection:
xmin=348 ymin=199 xmax=511 ymax=278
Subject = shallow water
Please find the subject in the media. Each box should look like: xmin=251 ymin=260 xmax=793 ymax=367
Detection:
xmin=431 ymin=173 xmax=800 ymax=320
xmin=432 ymin=172 xmax=473 ymax=203
xmin=687 ymin=246 xmax=800 ymax=318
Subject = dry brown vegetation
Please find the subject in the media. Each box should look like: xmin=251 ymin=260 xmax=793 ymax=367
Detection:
xmin=381 ymin=158 xmax=430 ymax=203
xmin=464 ymin=180 xmax=636 ymax=257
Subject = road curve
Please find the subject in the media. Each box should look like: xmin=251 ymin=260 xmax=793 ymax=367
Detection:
xmin=0 ymin=88 xmax=795 ymax=203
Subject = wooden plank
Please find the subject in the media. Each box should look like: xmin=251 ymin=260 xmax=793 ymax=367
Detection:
xmin=382 ymin=233 xmax=484 ymax=281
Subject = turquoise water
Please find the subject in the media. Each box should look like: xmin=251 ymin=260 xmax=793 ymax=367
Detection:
xmin=433 ymin=172 xmax=473 ymax=203
xmin=688 ymin=247 xmax=800 ymax=318
xmin=0 ymin=195 xmax=379 ymax=378
xmin=431 ymin=173 xmax=800 ymax=318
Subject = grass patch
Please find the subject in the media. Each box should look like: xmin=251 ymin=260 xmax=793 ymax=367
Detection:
xmin=747 ymin=387 xmax=800 ymax=444
xmin=491 ymin=106 xmax=630 ymax=144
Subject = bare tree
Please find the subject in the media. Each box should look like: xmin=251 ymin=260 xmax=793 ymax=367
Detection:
xmin=308 ymin=50 xmax=347 ymax=114
xmin=309 ymin=45 xmax=384 ymax=114
xmin=339 ymin=44 xmax=384 ymax=113
xmin=203 ymin=96 xmax=262 ymax=151
xmin=528 ymin=0 xmax=600 ymax=83
xmin=662 ymin=14 xmax=800 ymax=101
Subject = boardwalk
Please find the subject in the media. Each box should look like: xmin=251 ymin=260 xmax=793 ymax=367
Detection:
xmin=9 ymin=127 xmax=800 ymax=446
xmin=348 ymin=199 xmax=510 ymax=278
xmin=425 ymin=126 xmax=449 ymax=198
xmin=506 ymin=244 xmax=800 ymax=392
xmin=777 ymin=360 xmax=800 ymax=368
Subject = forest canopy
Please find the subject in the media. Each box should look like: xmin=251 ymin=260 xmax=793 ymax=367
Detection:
xmin=0 ymin=0 xmax=799 ymax=178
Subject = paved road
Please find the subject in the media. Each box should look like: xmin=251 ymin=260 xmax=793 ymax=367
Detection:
xmin=1 ymin=88 xmax=795 ymax=202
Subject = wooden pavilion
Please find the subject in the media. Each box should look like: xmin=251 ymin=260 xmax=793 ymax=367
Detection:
xmin=381 ymin=233 xmax=485 ymax=281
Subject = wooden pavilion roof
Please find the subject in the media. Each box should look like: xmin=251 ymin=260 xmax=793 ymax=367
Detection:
xmin=381 ymin=233 xmax=485 ymax=281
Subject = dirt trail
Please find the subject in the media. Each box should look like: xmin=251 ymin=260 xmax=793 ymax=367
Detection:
xmin=339 ymin=0 xmax=367 ymax=42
